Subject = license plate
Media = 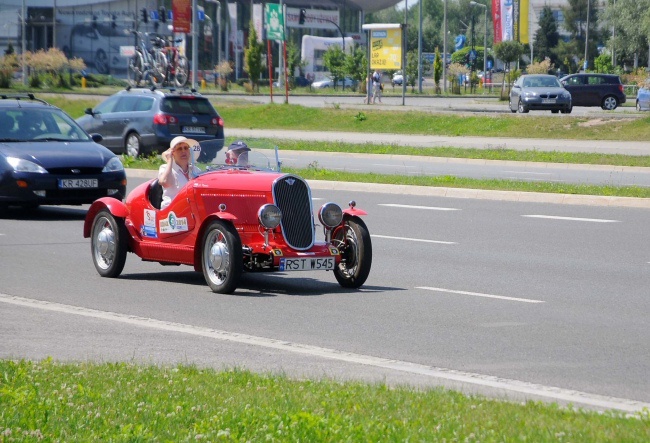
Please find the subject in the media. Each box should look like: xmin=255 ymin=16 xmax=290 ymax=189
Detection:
xmin=58 ymin=178 xmax=98 ymax=189
xmin=279 ymin=257 xmax=335 ymax=271
xmin=542 ymin=99 xmax=556 ymax=104
xmin=182 ymin=126 xmax=206 ymax=134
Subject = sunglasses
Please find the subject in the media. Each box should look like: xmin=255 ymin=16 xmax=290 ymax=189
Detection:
xmin=175 ymin=145 xmax=190 ymax=151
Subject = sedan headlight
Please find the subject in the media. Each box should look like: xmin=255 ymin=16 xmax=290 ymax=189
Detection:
xmin=102 ymin=156 xmax=124 ymax=172
xmin=7 ymin=157 xmax=47 ymax=173
xmin=523 ymin=91 xmax=537 ymax=98
xmin=318 ymin=202 xmax=343 ymax=228
xmin=258 ymin=204 xmax=282 ymax=229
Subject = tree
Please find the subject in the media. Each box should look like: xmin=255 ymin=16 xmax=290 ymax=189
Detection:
xmin=533 ymin=6 xmax=559 ymax=64
xmin=244 ymin=21 xmax=264 ymax=92
xmin=494 ymin=41 xmax=524 ymax=95
xmin=561 ymin=0 xmax=602 ymax=70
xmin=602 ymin=0 xmax=650 ymax=69
xmin=322 ymin=45 xmax=347 ymax=89
xmin=345 ymin=44 xmax=367 ymax=92
xmin=433 ymin=47 xmax=443 ymax=94
xmin=405 ymin=50 xmax=420 ymax=91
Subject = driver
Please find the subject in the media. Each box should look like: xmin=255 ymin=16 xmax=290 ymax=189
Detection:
xmin=225 ymin=140 xmax=251 ymax=167
xmin=158 ymin=136 xmax=202 ymax=209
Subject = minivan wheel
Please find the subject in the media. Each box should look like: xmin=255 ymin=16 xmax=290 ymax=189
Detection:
xmin=601 ymin=96 xmax=618 ymax=110
xmin=636 ymin=100 xmax=642 ymax=111
xmin=125 ymin=132 xmax=142 ymax=158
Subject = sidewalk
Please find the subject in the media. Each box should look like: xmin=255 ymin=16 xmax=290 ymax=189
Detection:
xmin=228 ymin=128 xmax=650 ymax=156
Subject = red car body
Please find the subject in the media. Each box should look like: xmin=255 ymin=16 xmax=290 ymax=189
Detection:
xmin=83 ymin=151 xmax=372 ymax=293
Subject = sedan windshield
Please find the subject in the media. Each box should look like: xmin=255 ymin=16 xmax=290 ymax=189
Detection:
xmin=523 ymin=76 xmax=562 ymax=88
xmin=0 ymin=108 xmax=92 ymax=142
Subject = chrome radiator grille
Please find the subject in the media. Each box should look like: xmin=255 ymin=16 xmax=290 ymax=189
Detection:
xmin=273 ymin=175 xmax=314 ymax=250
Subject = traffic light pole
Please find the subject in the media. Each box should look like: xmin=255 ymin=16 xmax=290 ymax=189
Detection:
xmin=300 ymin=9 xmax=345 ymax=53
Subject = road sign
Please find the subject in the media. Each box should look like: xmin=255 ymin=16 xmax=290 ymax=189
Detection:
xmin=264 ymin=4 xmax=285 ymax=41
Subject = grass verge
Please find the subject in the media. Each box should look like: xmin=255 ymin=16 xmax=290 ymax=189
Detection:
xmin=123 ymin=155 xmax=650 ymax=199
xmin=1 ymin=360 xmax=648 ymax=442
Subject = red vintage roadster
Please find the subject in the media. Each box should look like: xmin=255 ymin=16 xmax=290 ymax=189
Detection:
xmin=83 ymin=143 xmax=372 ymax=293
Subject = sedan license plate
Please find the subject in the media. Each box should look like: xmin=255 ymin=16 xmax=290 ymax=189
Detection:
xmin=542 ymin=99 xmax=556 ymax=104
xmin=279 ymin=257 xmax=335 ymax=271
xmin=182 ymin=126 xmax=206 ymax=134
xmin=58 ymin=178 xmax=98 ymax=189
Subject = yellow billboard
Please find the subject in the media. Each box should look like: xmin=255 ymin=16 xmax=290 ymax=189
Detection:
xmin=370 ymin=28 xmax=402 ymax=70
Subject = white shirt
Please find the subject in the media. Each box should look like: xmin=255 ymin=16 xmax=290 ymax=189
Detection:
xmin=158 ymin=162 xmax=201 ymax=209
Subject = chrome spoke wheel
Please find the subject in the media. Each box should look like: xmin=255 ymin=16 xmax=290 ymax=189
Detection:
xmin=201 ymin=220 xmax=242 ymax=293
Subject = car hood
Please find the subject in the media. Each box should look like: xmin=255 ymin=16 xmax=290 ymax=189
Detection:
xmin=0 ymin=140 xmax=115 ymax=169
xmin=525 ymin=87 xmax=568 ymax=93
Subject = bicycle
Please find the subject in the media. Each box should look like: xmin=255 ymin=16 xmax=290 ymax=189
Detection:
xmin=157 ymin=35 xmax=189 ymax=88
xmin=127 ymin=30 xmax=166 ymax=88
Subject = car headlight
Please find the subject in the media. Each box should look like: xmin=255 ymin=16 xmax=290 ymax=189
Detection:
xmin=258 ymin=204 xmax=282 ymax=229
xmin=102 ymin=156 xmax=124 ymax=172
xmin=562 ymin=92 xmax=571 ymax=99
xmin=318 ymin=202 xmax=343 ymax=228
xmin=6 ymin=157 xmax=47 ymax=173
xmin=523 ymin=91 xmax=537 ymax=98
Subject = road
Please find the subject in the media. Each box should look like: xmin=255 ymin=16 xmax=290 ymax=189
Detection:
xmin=1 ymin=176 xmax=649 ymax=412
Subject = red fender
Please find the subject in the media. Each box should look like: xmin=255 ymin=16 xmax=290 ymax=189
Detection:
xmin=83 ymin=197 xmax=129 ymax=238
xmin=343 ymin=207 xmax=367 ymax=216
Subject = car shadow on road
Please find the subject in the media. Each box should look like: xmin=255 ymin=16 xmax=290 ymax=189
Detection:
xmin=119 ymin=271 xmax=395 ymax=297
xmin=0 ymin=206 xmax=87 ymax=221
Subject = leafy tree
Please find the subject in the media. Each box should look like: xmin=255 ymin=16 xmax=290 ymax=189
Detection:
xmin=244 ymin=21 xmax=264 ymax=92
xmin=533 ymin=6 xmax=559 ymax=64
xmin=561 ymin=0 xmax=602 ymax=70
xmin=345 ymin=44 xmax=367 ymax=92
xmin=494 ymin=41 xmax=524 ymax=95
xmin=594 ymin=52 xmax=614 ymax=73
xmin=322 ymin=45 xmax=347 ymax=89
xmin=602 ymin=0 xmax=650 ymax=70
xmin=433 ymin=47 xmax=443 ymax=94
xmin=405 ymin=50 xmax=420 ymax=91
xmin=451 ymin=46 xmax=491 ymax=72
xmin=285 ymin=39 xmax=307 ymax=86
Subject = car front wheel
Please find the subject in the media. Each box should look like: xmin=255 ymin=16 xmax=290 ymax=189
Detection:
xmin=332 ymin=217 xmax=372 ymax=289
xmin=601 ymin=95 xmax=618 ymax=110
xmin=518 ymin=99 xmax=529 ymax=113
xmin=91 ymin=209 xmax=128 ymax=278
xmin=636 ymin=100 xmax=641 ymax=111
xmin=125 ymin=132 xmax=142 ymax=157
xmin=201 ymin=220 xmax=242 ymax=294
xmin=508 ymin=99 xmax=517 ymax=113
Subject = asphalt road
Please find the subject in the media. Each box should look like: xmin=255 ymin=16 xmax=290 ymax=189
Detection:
xmin=1 ymin=176 xmax=649 ymax=412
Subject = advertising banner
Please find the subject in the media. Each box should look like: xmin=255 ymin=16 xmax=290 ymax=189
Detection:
xmin=173 ymin=0 xmax=191 ymax=34
xmin=502 ymin=0 xmax=514 ymax=42
xmin=253 ymin=3 xmax=263 ymax=42
xmin=286 ymin=7 xmax=340 ymax=31
xmin=369 ymin=28 xmax=402 ymax=70
xmin=519 ymin=0 xmax=529 ymax=44
xmin=492 ymin=0 xmax=502 ymax=44
xmin=264 ymin=3 xmax=284 ymax=41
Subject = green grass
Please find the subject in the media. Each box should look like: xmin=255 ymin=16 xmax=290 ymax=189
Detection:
xmin=1 ymin=360 xmax=648 ymax=442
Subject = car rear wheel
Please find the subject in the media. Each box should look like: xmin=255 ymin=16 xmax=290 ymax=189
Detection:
xmin=601 ymin=95 xmax=618 ymax=110
xmin=332 ymin=217 xmax=372 ymax=289
xmin=636 ymin=100 xmax=642 ymax=111
xmin=551 ymin=109 xmax=559 ymax=114
xmin=201 ymin=220 xmax=242 ymax=294
xmin=125 ymin=132 xmax=142 ymax=158
xmin=91 ymin=209 xmax=128 ymax=278
xmin=518 ymin=99 xmax=529 ymax=113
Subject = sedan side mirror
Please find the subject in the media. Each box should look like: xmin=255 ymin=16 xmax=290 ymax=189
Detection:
xmin=85 ymin=107 xmax=97 ymax=117
xmin=91 ymin=133 xmax=103 ymax=143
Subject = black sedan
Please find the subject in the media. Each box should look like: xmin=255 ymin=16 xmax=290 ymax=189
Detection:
xmin=0 ymin=94 xmax=126 ymax=210
xmin=509 ymin=74 xmax=572 ymax=114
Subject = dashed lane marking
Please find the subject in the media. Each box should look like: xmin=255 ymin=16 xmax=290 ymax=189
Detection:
xmin=522 ymin=215 xmax=620 ymax=223
xmin=417 ymin=286 xmax=545 ymax=304
xmin=379 ymin=204 xmax=460 ymax=211
xmin=372 ymin=234 xmax=457 ymax=245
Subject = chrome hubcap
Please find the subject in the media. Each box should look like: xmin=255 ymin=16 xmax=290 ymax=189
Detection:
xmin=205 ymin=230 xmax=229 ymax=285
xmin=94 ymin=219 xmax=115 ymax=269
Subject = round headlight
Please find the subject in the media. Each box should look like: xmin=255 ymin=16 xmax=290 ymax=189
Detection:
xmin=258 ymin=204 xmax=282 ymax=229
xmin=318 ymin=202 xmax=343 ymax=228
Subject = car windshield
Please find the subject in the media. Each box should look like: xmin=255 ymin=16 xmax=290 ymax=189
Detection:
xmin=201 ymin=140 xmax=281 ymax=173
xmin=523 ymin=76 xmax=561 ymax=88
xmin=160 ymin=97 xmax=215 ymax=115
xmin=0 ymin=108 xmax=91 ymax=142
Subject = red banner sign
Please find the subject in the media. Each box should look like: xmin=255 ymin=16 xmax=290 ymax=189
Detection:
xmin=173 ymin=0 xmax=191 ymax=34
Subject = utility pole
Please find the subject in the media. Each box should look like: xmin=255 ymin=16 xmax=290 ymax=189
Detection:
xmin=584 ymin=0 xmax=590 ymax=71
xmin=443 ymin=0 xmax=447 ymax=93
xmin=418 ymin=0 xmax=422 ymax=93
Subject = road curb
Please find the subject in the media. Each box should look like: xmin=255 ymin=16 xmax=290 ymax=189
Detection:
xmin=127 ymin=169 xmax=650 ymax=209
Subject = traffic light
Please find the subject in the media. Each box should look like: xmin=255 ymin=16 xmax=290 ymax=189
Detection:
xmin=92 ymin=15 xmax=98 ymax=29
xmin=141 ymin=8 xmax=148 ymax=23
xmin=111 ymin=14 xmax=117 ymax=29
xmin=299 ymin=9 xmax=306 ymax=25
xmin=159 ymin=7 xmax=167 ymax=23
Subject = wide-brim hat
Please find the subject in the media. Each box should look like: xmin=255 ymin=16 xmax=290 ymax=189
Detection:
xmin=170 ymin=136 xmax=199 ymax=151
xmin=227 ymin=140 xmax=251 ymax=152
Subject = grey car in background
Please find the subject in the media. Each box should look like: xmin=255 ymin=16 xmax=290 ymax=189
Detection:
xmin=509 ymin=74 xmax=572 ymax=114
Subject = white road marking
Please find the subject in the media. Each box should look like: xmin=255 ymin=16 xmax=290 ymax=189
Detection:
xmin=372 ymin=234 xmax=457 ymax=245
xmin=379 ymin=204 xmax=460 ymax=211
xmin=522 ymin=215 xmax=620 ymax=223
xmin=0 ymin=293 xmax=646 ymax=413
xmin=417 ymin=286 xmax=545 ymax=304
xmin=372 ymin=163 xmax=417 ymax=169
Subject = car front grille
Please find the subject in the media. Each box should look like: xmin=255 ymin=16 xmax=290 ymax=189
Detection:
xmin=540 ymin=94 xmax=558 ymax=99
xmin=47 ymin=167 xmax=104 ymax=175
xmin=273 ymin=175 xmax=314 ymax=250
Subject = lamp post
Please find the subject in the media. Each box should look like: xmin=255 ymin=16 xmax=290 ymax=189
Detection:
xmin=584 ymin=0 xmax=590 ymax=71
xmin=470 ymin=1 xmax=487 ymax=79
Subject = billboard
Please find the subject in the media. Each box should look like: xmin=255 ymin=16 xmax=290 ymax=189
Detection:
xmin=369 ymin=28 xmax=402 ymax=70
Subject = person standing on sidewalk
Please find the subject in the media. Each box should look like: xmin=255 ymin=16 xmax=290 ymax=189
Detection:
xmin=372 ymin=70 xmax=382 ymax=104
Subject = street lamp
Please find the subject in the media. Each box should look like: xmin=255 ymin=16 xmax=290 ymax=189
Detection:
xmin=470 ymin=1 xmax=487 ymax=79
